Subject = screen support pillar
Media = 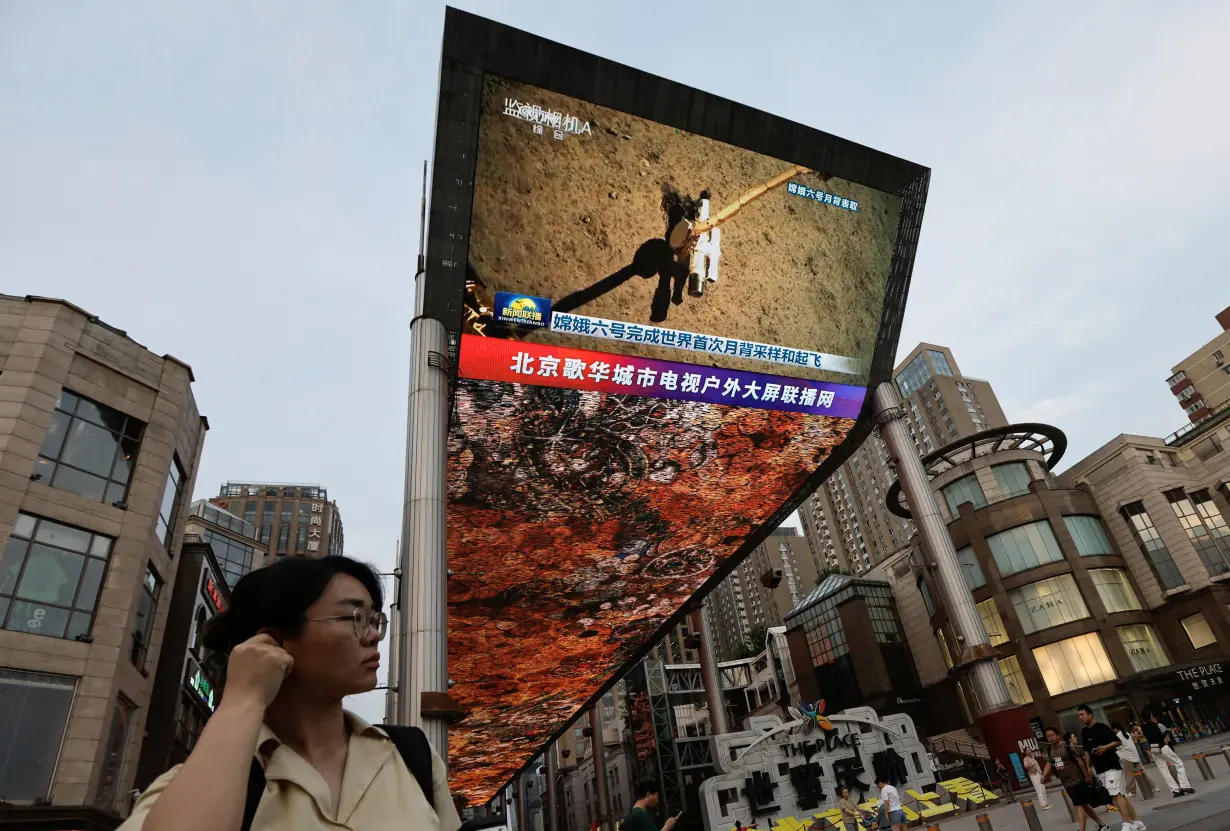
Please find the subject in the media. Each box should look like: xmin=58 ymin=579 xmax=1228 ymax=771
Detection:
xmin=397 ymin=244 xmax=453 ymax=756
xmin=873 ymin=382 xmax=1015 ymax=712
xmin=591 ymin=704 xmax=613 ymax=831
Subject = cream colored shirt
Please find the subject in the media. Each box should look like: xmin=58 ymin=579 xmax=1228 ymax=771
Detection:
xmin=122 ymin=712 xmax=461 ymax=831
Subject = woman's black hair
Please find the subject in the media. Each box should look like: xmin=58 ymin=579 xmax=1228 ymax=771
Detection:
xmin=202 ymin=555 xmax=383 ymax=656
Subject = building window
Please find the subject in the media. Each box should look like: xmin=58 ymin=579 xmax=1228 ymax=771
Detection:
xmin=918 ymin=580 xmax=935 ymax=617
xmin=1117 ymin=624 xmax=1170 ymax=673
xmin=242 ymin=502 xmax=256 ymax=524
xmin=1089 ymin=568 xmax=1142 ymax=613
xmin=277 ymin=523 xmax=290 ymax=552
xmin=202 ymin=530 xmax=256 ymax=587
xmin=131 ymin=565 xmax=161 ymax=669
xmin=1167 ymin=491 xmax=1230 ymax=577
xmin=156 ymin=455 xmax=185 ymax=548
xmin=95 ymin=696 xmax=137 ymax=811
xmin=928 ymin=349 xmax=954 ymax=377
xmin=1122 ymin=502 xmax=1185 ymax=590
xmin=978 ymin=598 xmax=1009 ymax=645
xmin=1009 ymin=574 xmax=1090 ymax=634
xmin=1032 ymin=633 xmax=1117 ymax=695
xmin=35 ymin=390 xmax=144 ymax=504
xmin=1182 ymin=613 xmax=1217 ymax=650
xmin=999 ymin=655 xmax=1033 ymax=705
xmin=987 ymin=520 xmax=1064 ymax=576
xmin=1 ymin=513 xmax=112 ymax=640
xmin=991 ymin=463 xmax=1031 ymax=498
xmin=0 ymin=669 xmax=77 ymax=802
xmin=895 ymin=353 xmax=933 ymax=398
xmin=956 ymin=546 xmax=986 ymax=590
xmin=936 ymin=628 xmax=953 ymax=669
xmin=1065 ymin=515 xmax=1114 ymax=557
xmin=943 ymin=474 xmax=987 ymax=514
xmin=1192 ymin=489 xmax=1230 ymax=557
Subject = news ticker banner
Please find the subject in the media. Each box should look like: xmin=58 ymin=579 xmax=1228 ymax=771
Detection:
xmin=549 ymin=311 xmax=864 ymax=377
xmin=458 ymin=334 xmax=866 ymax=419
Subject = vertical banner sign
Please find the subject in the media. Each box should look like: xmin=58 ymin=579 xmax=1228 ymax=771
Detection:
xmin=429 ymin=10 xmax=928 ymax=803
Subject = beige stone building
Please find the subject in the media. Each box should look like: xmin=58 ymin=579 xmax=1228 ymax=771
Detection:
xmin=0 ymin=295 xmax=204 ymax=828
xmin=865 ymin=406 xmax=1230 ymax=742
xmin=1167 ymin=305 xmax=1230 ymax=425
xmin=209 ymin=481 xmax=343 ymax=560
xmin=182 ymin=499 xmax=267 ymax=587
xmin=798 ymin=343 xmax=1007 ymax=576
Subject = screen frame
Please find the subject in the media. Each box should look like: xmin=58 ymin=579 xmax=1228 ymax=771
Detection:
xmin=425 ymin=6 xmax=929 ymax=801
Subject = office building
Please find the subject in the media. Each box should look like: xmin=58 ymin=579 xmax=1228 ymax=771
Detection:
xmin=209 ymin=481 xmax=343 ymax=559
xmin=783 ymin=574 xmax=924 ymax=726
xmin=799 ymin=344 xmax=1007 ymax=576
xmin=706 ymin=527 xmax=822 ymax=660
xmin=0 ymin=295 xmax=205 ymax=828
xmin=1059 ymin=405 xmax=1230 ymax=734
xmin=1167 ymin=305 xmax=1230 ymax=424
xmin=183 ymin=499 xmax=267 ymax=587
xmin=133 ymin=535 xmax=230 ymax=792
xmin=871 ymin=413 xmax=1230 ymax=741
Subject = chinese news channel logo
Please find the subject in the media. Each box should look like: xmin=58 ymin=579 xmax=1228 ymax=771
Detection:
xmin=494 ymin=292 xmax=552 ymax=329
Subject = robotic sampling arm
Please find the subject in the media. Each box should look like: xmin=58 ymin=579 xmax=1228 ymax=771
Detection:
xmin=667 ymin=163 xmax=811 ymax=297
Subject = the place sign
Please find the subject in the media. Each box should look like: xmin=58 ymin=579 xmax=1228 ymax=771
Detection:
xmin=1177 ymin=663 xmax=1224 ymax=691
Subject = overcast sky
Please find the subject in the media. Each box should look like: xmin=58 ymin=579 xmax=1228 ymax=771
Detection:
xmin=3 ymin=1 xmax=1227 ymax=723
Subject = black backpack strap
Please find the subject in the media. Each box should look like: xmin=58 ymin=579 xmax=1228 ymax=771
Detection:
xmin=241 ymin=758 xmax=266 ymax=831
xmin=382 ymin=725 xmax=437 ymax=811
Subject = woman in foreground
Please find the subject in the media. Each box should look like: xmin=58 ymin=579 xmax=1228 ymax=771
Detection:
xmin=122 ymin=555 xmax=460 ymax=831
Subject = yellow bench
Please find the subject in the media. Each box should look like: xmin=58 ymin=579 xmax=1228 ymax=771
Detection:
xmin=906 ymin=789 xmax=958 ymax=819
xmin=937 ymin=777 xmax=999 ymax=810
xmin=858 ymin=799 xmax=919 ymax=824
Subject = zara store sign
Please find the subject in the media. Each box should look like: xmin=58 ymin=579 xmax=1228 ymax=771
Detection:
xmin=698 ymin=705 xmax=933 ymax=831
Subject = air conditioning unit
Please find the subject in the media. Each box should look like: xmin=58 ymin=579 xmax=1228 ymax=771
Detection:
xmin=761 ymin=569 xmax=783 ymax=589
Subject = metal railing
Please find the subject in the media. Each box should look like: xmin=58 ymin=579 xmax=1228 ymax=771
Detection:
xmin=1165 ymin=399 xmax=1230 ymax=445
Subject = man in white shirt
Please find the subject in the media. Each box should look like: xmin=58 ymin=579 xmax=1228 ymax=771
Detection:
xmin=1142 ymin=711 xmax=1194 ymax=797
xmin=873 ymin=776 xmax=906 ymax=831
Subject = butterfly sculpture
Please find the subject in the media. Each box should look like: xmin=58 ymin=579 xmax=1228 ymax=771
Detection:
xmin=788 ymin=699 xmax=833 ymax=733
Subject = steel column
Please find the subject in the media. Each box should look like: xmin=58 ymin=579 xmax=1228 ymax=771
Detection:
xmin=590 ymin=705 xmax=612 ymax=831
xmin=545 ymin=744 xmax=559 ymax=831
xmin=873 ymin=383 xmax=1014 ymax=712
xmin=692 ymin=608 xmax=729 ymax=735
xmin=397 ymin=227 xmax=452 ymax=756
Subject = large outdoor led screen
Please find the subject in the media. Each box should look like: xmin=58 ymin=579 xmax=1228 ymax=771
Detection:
xmin=444 ymin=69 xmax=909 ymax=802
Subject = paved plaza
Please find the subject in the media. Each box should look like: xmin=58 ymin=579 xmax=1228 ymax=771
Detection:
xmin=915 ymin=735 xmax=1230 ymax=831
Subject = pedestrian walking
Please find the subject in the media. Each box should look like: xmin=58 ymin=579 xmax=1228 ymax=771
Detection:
xmin=1131 ymin=723 xmax=1151 ymax=764
xmin=1022 ymin=753 xmax=1050 ymax=809
xmin=1041 ymin=727 xmax=1108 ymax=831
xmin=836 ymin=786 xmax=871 ymax=831
xmin=994 ymin=759 xmax=1016 ymax=802
xmin=1142 ymin=711 xmax=1195 ymax=798
xmin=1080 ymin=705 xmax=1145 ymax=831
xmin=1112 ymin=723 xmax=1156 ymax=798
xmin=621 ymin=781 xmax=680 ymax=831
xmin=873 ymin=777 xmax=906 ymax=831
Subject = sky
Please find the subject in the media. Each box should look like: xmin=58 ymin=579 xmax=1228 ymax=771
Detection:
xmin=2 ymin=1 xmax=1228 ymax=723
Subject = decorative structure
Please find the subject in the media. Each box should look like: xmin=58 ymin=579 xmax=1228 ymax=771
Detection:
xmin=697 ymin=707 xmax=932 ymax=831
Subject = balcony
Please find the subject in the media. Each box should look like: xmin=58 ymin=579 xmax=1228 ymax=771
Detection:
xmin=1165 ymin=399 xmax=1230 ymax=446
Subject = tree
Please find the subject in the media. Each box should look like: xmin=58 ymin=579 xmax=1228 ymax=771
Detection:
xmin=731 ymin=624 xmax=770 ymax=659
xmin=815 ymin=565 xmax=849 ymax=585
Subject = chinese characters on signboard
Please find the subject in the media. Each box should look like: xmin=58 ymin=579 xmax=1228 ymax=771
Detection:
xmin=307 ymin=502 xmax=323 ymax=553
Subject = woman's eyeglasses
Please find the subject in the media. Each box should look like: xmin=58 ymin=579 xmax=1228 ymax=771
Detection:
xmin=306 ymin=608 xmax=389 ymax=641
